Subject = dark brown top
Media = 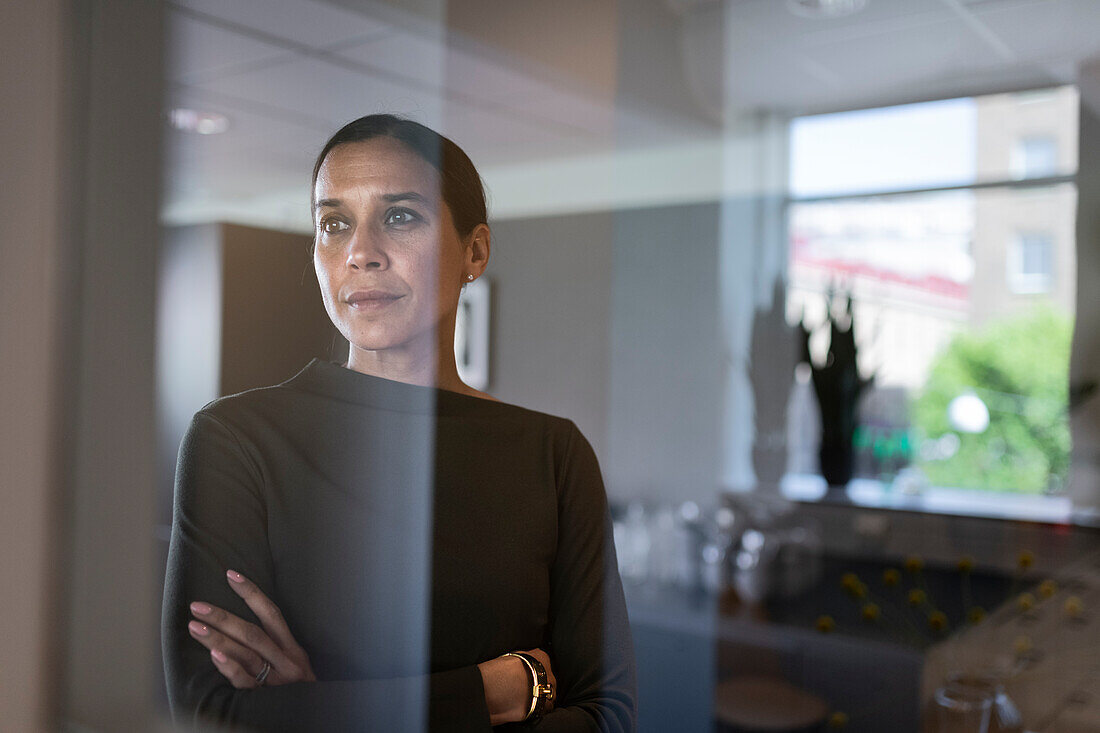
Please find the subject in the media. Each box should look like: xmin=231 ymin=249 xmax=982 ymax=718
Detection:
xmin=162 ymin=358 xmax=636 ymax=731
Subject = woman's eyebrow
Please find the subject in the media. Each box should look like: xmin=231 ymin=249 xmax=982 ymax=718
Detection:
xmin=381 ymin=191 xmax=433 ymax=207
xmin=312 ymin=193 xmax=434 ymax=211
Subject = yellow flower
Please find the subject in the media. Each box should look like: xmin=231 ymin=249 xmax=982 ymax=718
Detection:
xmin=815 ymin=615 xmax=836 ymax=633
xmin=928 ymin=611 xmax=948 ymax=632
xmin=956 ymin=555 xmax=975 ymax=573
xmin=861 ymin=603 xmax=880 ymax=621
xmin=907 ymin=588 xmax=926 ymax=607
xmin=827 ymin=711 xmax=849 ymax=728
xmin=1017 ymin=593 xmax=1035 ymax=612
xmin=1013 ymin=635 xmax=1032 ymax=655
xmin=882 ymin=568 xmax=901 ymax=586
xmin=1038 ymin=579 xmax=1057 ymax=598
xmin=841 ymin=573 xmax=867 ymax=598
xmin=904 ymin=555 xmax=924 ymax=573
xmin=967 ymin=607 xmax=986 ymax=624
xmin=1064 ymin=596 xmax=1084 ymax=619
xmin=1017 ymin=551 xmax=1035 ymax=570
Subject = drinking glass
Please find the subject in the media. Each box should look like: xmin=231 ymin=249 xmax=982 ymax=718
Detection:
xmin=928 ymin=676 xmax=995 ymax=732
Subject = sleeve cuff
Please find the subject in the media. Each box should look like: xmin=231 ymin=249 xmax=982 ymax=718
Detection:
xmin=429 ymin=664 xmax=493 ymax=731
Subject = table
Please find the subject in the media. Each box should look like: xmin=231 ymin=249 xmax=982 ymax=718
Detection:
xmin=922 ymin=550 xmax=1100 ymax=732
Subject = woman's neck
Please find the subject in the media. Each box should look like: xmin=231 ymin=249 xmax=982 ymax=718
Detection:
xmin=344 ymin=326 xmax=478 ymax=397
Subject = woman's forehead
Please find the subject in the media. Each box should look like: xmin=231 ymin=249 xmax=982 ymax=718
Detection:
xmin=314 ymin=138 xmax=440 ymax=200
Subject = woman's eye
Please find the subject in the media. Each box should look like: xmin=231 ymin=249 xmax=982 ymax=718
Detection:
xmin=320 ymin=218 xmax=348 ymax=235
xmin=384 ymin=208 xmax=421 ymax=227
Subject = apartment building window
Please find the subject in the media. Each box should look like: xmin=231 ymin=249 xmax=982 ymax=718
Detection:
xmin=1012 ymin=136 xmax=1059 ymax=179
xmin=1008 ymin=232 xmax=1053 ymax=294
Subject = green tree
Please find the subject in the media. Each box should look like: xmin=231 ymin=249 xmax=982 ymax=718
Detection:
xmin=912 ymin=307 xmax=1072 ymax=493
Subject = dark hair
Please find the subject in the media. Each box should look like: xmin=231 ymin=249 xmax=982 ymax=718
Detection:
xmin=311 ymin=114 xmax=488 ymax=237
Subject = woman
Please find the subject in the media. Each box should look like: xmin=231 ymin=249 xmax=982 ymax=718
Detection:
xmin=161 ymin=114 xmax=637 ymax=731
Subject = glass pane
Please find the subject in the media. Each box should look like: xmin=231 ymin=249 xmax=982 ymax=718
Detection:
xmin=787 ymin=183 xmax=1077 ymax=493
xmin=790 ymin=86 xmax=1078 ymax=198
xmin=790 ymin=98 xmax=977 ymax=197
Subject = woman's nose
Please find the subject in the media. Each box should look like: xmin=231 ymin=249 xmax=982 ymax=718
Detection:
xmin=346 ymin=226 xmax=388 ymax=270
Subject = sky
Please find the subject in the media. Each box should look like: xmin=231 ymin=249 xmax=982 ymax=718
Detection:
xmin=789 ymin=96 xmax=977 ymax=198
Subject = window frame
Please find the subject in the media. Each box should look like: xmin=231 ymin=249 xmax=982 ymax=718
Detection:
xmin=781 ymin=86 xmax=1080 ymax=519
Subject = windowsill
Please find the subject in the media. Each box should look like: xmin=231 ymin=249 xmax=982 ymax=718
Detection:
xmin=779 ymin=473 xmax=1100 ymax=527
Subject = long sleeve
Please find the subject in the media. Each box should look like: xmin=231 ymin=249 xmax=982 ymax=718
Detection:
xmin=162 ymin=411 xmax=493 ymax=732
xmin=519 ymin=422 xmax=637 ymax=732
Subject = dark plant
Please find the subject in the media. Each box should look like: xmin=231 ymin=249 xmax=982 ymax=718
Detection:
xmin=799 ymin=290 xmax=873 ymax=487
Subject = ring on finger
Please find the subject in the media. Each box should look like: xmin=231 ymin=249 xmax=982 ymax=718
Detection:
xmin=255 ymin=660 xmax=272 ymax=686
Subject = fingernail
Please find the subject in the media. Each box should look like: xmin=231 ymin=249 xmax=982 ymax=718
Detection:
xmin=188 ymin=621 xmax=209 ymax=636
xmin=211 ymin=648 xmax=227 ymax=663
xmin=190 ymin=601 xmax=212 ymax=615
xmin=226 ymin=569 xmax=245 ymax=583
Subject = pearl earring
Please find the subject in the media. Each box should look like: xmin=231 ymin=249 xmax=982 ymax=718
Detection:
xmin=467 ymin=274 xmax=474 ymax=281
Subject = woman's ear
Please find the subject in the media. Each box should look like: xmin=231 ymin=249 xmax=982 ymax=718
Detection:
xmin=464 ymin=223 xmax=491 ymax=278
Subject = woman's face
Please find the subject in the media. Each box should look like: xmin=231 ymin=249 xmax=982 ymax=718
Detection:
xmin=312 ymin=137 xmax=481 ymax=356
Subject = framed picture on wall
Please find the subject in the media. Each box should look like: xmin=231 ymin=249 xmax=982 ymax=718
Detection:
xmin=455 ymin=277 xmax=491 ymax=391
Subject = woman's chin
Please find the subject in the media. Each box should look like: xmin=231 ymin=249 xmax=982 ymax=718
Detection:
xmin=345 ymin=329 xmax=433 ymax=355
xmin=341 ymin=315 xmax=449 ymax=356
xmin=348 ymin=338 xmax=403 ymax=354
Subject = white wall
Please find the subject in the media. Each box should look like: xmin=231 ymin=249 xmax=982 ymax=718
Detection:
xmin=606 ymin=201 xmax=726 ymax=503
xmin=486 ymin=212 xmax=614 ymax=461
xmin=157 ymin=225 xmax=223 ymax=525
xmin=481 ymin=121 xmax=789 ymax=506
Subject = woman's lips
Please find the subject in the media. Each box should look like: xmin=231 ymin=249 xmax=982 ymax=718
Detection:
xmin=346 ymin=290 xmax=404 ymax=310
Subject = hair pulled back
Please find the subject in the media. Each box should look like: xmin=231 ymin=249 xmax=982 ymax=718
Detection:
xmin=311 ymin=114 xmax=488 ymax=238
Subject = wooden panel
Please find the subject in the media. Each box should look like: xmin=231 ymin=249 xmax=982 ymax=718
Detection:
xmin=220 ymin=223 xmax=346 ymax=396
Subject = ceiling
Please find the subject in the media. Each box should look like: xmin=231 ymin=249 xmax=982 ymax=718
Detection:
xmin=163 ymin=0 xmax=1100 ymax=232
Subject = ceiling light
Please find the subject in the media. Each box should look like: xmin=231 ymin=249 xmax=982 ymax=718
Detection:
xmin=786 ymin=0 xmax=869 ymax=19
xmin=168 ymin=108 xmax=230 ymax=135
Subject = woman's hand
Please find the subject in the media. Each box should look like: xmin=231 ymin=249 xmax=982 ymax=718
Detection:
xmin=477 ymin=648 xmax=557 ymax=725
xmin=187 ymin=569 xmax=316 ymax=688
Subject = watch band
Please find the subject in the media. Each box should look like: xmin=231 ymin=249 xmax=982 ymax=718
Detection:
xmin=514 ymin=652 xmax=555 ymax=720
xmin=503 ymin=652 xmax=555 ymax=721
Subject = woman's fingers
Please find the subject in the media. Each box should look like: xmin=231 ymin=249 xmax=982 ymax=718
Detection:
xmin=224 ymin=570 xmax=316 ymax=681
xmin=187 ymin=570 xmax=315 ymax=688
xmin=189 ymin=601 xmax=299 ymax=676
xmin=208 ymin=646 xmax=261 ymax=689
xmin=188 ymin=617 xmax=304 ymax=687
xmin=187 ymin=619 xmax=269 ymax=687
xmin=187 ymin=570 xmax=316 ymax=686
xmin=225 ymin=570 xmax=302 ymax=654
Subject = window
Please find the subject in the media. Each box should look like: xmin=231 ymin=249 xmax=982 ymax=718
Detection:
xmin=1008 ymin=233 xmax=1053 ymax=294
xmin=786 ymin=86 xmax=1078 ymax=498
xmin=1012 ymin=136 xmax=1059 ymax=180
